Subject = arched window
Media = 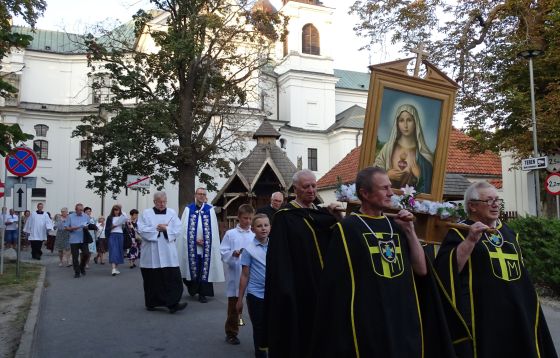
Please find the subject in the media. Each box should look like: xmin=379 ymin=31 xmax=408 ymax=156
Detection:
xmin=302 ymin=24 xmax=320 ymax=55
xmin=80 ymin=140 xmax=93 ymax=159
xmin=33 ymin=140 xmax=48 ymax=159
xmin=34 ymin=124 xmax=49 ymax=137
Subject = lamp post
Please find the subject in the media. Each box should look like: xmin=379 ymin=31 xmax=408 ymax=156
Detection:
xmin=517 ymin=49 xmax=543 ymax=216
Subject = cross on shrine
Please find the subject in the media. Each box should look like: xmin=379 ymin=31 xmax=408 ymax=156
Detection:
xmin=411 ymin=43 xmax=429 ymax=77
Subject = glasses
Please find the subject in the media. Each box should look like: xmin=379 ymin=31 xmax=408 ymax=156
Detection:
xmin=470 ymin=198 xmax=504 ymax=206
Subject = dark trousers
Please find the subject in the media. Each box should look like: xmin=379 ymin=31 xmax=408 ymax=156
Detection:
xmin=30 ymin=240 xmax=43 ymax=259
xmin=225 ymin=297 xmax=239 ymax=338
xmin=70 ymin=243 xmax=90 ymax=274
xmin=247 ymin=293 xmax=267 ymax=358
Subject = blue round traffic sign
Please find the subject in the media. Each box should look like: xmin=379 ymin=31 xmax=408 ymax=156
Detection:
xmin=5 ymin=147 xmax=37 ymax=177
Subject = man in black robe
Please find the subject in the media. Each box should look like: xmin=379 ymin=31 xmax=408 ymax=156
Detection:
xmin=256 ymin=191 xmax=284 ymax=221
xmin=311 ymin=167 xmax=464 ymax=357
xmin=435 ymin=181 xmax=557 ymax=358
xmin=264 ymin=169 xmax=341 ymax=358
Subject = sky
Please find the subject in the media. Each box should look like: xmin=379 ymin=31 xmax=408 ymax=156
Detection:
xmin=13 ymin=0 xmax=404 ymax=72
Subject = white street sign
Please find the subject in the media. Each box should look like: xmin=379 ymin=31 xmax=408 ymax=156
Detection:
xmin=13 ymin=184 xmax=27 ymax=212
xmin=521 ymin=156 xmax=548 ymax=171
xmin=126 ymin=175 xmax=151 ymax=189
xmin=546 ymin=154 xmax=560 ymax=173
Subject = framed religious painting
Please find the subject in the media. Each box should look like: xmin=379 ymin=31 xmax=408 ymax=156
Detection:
xmin=359 ymin=58 xmax=459 ymax=203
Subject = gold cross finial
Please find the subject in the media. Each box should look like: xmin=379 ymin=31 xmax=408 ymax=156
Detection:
xmin=411 ymin=43 xmax=429 ymax=77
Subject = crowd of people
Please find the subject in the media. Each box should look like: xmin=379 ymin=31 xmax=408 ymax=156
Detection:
xmin=2 ymin=167 xmax=557 ymax=358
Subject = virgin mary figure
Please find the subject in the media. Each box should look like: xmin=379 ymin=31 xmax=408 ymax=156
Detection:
xmin=374 ymin=104 xmax=434 ymax=193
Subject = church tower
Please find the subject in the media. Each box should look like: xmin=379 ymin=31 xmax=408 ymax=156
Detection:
xmin=274 ymin=0 xmax=337 ymax=131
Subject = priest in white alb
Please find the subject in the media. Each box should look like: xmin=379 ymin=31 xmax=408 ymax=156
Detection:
xmin=178 ymin=187 xmax=224 ymax=303
xmin=24 ymin=202 xmax=54 ymax=260
xmin=137 ymin=191 xmax=187 ymax=314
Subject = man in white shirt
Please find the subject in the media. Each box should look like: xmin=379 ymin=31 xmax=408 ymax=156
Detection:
xmin=24 ymin=203 xmax=53 ymax=260
xmin=220 ymin=204 xmax=255 ymax=345
xmin=137 ymin=191 xmax=187 ymax=313
xmin=4 ymin=209 xmax=19 ymax=250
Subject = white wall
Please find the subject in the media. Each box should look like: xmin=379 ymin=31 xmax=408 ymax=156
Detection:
xmin=335 ymin=89 xmax=368 ymax=114
xmin=501 ymin=152 xmax=534 ymax=215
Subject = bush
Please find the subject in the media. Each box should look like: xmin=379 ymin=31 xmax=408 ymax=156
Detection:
xmin=508 ymin=217 xmax=560 ymax=296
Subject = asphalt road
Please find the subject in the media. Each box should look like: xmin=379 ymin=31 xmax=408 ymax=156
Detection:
xmin=25 ymin=251 xmax=560 ymax=357
xmin=31 ymin=252 xmax=254 ymax=358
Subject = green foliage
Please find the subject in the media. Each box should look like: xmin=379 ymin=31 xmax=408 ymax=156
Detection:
xmin=351 ymin=0 xmax=560 ymax=160
xmin=508 ymin=216 xmax=560 ymax=295
xmin=73 ymin=0 xmax=287 ymax=208
xmin=0 ymin=0 xmax=44 ymax=154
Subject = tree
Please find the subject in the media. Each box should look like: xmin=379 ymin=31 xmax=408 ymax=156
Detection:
xmin=350 ymin=0 xmax=560 ymax=160
xmin=0 ymin=0 xmax=46 ymax=154
xmin=73 ymin=0 xmax=287 ymax=210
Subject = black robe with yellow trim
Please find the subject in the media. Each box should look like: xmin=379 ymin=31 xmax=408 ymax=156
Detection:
xmin=311 ymin=213 xmax=462 ymax=358
xmin=434 ymin=219 xmax=558 ymax=358
xmin=264 ymin=203 xmax=337 ymax=358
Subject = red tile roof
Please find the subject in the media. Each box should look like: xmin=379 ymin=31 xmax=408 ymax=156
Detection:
xmin=317 ymin=128 xmax=502 ymax=189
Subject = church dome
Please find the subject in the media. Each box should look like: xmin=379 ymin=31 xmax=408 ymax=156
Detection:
xmin=252 ymin=0 xmax=277 ymax=13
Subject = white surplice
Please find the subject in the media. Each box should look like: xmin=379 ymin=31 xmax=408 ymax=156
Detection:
xmin=220 ymin=225 xmax=254 ymax=297
xmin=137 ymin=208 xmax=182 ymax=269
xmin=24 ymin=211 xmax=54 ymax=241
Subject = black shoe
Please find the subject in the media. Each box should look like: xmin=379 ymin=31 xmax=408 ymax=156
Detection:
xmin=225 ymin=336 xmax=240 ymax=345
xmin=80 ymin=268 xmax=86 ymax=275
xmin=94 ymin=257 xmax=98 ymax=264
xmin=198 ymin=295 xmax=208 ymax=303
xmin=74 ymin=273 xmax=80 ymax=278
xmin=169 ymin=302 xmax=188 ymax=314
xmin=146 ymin=307 xmax=156 ymax=311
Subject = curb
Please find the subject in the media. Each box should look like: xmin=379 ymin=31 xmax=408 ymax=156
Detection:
xmin=15 ymin=265 xmax=46 ymax=358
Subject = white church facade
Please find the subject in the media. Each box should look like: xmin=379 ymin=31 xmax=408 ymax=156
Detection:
xmin=0 ymin=0 xmax=536 ymax=217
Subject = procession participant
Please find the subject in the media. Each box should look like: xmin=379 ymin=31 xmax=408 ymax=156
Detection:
xmin=64 ymin=203 xmax=91 ymax=278
xmin=220 ymin=204 xmax=255 ymax=345
xmin=311 ymin=166 xmax=461 ymax=357
xmin=178 ymin=187 xmax=224 ymax=303
xmin=237 ymin=213 xmax=271 ymax=358
xmin=264 ymin=169 xmax=341 ymax=358
xmin=24 ymin=203 xmax=53 ymax=260
xmin=106 ymin=205 xmax=128 ymax=276
xmin=255 ymin=192 xmax=284 ymax=221
xmin=435 ymin=181 xmax=557 ymax=358
xmin=4 ymin=209 xmax=19 ymax=250
xmin=137 ymin=191 xmax=187 ymax=314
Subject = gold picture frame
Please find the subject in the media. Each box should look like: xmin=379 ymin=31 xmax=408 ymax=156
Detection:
xmin=358 ymin=58 xmax=459 ymax=241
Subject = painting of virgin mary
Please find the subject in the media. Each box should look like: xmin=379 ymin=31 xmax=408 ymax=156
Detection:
xmin=375 ymin=104 xmax=434 ymax=193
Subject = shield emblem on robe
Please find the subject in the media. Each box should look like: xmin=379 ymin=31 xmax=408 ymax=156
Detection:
xmin=482 ymin=239 xmax=521 ymax=282
xmin=363 ymin=232 xmax=404 ymax=279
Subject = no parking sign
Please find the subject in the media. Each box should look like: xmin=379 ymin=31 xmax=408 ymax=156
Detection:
xmin=5 ymin=147 xmax=37 ymax=177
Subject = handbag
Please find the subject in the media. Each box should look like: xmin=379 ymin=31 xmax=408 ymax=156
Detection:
xmin=83 ymin=227 xmax=93 ymax=244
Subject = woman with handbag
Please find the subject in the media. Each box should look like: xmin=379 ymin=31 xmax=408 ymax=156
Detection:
xmin=106 ymin=205 xmax=128 ymax=276
xmin=84 ymin=207 xmax=97 ymax=268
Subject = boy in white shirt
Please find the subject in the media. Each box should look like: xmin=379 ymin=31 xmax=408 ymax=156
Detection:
xmin=220 ymin=204 xmax=255 ymax=345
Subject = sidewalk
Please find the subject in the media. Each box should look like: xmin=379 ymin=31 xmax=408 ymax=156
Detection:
xmin=31 ymin=252 xmax=254 ymax=358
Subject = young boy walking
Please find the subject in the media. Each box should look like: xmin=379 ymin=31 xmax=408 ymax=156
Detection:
xmin=237 ymin=213 xmax=270 ymax=358
xmin=220 ymin=204 xmax=255 ymax=345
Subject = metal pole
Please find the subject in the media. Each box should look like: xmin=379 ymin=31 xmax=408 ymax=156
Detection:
xmin=16 ymin=212 xmax=21 ymax=278
xmin=136 ymin=189 xmax=139 ymax=210
xmin=528 ymin=57 xmax=541 ymax=217
xmin=0 ymin=165 xmax=6 ymax=274
xmin=556 ymin=195 xmax=560 ymax=219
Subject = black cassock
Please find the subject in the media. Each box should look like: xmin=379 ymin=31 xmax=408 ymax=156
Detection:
xmin=311 ymin=214 xmax=466 ymax=358
xmin=264 ymin=204 xmax=337 ymax=358
xmin=434 ymin=220 xmax=558 ymax=358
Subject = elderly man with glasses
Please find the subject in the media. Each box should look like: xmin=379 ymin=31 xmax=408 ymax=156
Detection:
xmin=435 ymin=181 xmax=557 ymax=358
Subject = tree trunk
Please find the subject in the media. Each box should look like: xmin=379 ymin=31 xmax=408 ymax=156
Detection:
xmin=178 ymin=162 xmax=196 ymax=216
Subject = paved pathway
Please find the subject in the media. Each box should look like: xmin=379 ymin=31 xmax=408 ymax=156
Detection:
xmin=31 ymin=252 xmax=253 ymax=358
xmin=16 ymin=250 xmax=560 ymax=357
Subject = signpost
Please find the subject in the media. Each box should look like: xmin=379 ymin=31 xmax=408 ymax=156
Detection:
xmin=545 ymin=173 xmax=560 ymax=219
xmin=521 ymin=156 xmax=548 ymax=171
xmin=3 ymin=146 xmax=37 ymax=277
xmin=546 ymin=154 xmax=560 ymax=173
xmin=0 ymin=181 xmax=4 ymax=198
xmin=126 ymin=175 xmax=150 ymax=210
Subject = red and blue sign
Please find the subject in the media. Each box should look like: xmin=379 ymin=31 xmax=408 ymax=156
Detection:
xmin=5 ymin=147 xmax=37 ymax=177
